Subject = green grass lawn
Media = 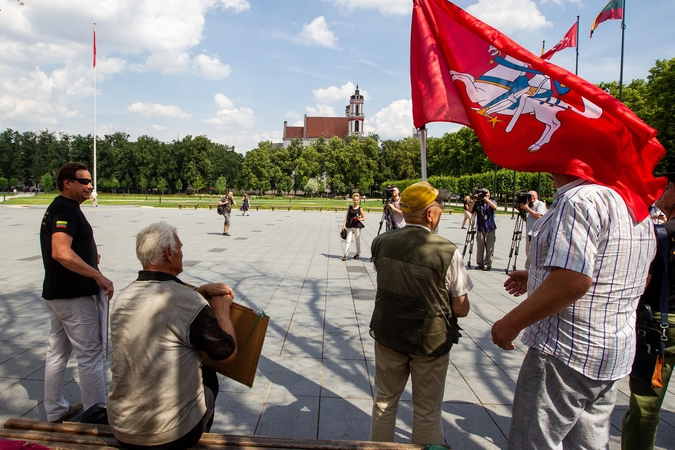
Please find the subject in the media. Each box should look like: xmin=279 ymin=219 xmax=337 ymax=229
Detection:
xmin=0 ymin=192 xmax=478 ymax=214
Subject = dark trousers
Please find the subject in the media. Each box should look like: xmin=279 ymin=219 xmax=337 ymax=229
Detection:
xmin=119 ymin=367 xmax=219 ymax=450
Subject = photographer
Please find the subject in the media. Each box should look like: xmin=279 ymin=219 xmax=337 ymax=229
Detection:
xmin=469 ymin=189 xmax=497 ymax=270
xmin=387 ymin=186 xmax=405 ymax=230
xmin=518 ymin=191 xmax=547 ymax=270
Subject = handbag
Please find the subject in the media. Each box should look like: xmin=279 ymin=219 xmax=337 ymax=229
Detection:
xmin=340 ymin=228 xmax=348 ymax=240
xmin=630 ymin=225 xmax=669 ymax=388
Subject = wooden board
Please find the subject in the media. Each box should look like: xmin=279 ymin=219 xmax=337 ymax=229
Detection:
xmin=202 ymin=302 xmax=269 ymax=388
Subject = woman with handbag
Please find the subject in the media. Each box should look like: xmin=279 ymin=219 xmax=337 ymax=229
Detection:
xmin=341 ymin=193 xmax=366 ymax=261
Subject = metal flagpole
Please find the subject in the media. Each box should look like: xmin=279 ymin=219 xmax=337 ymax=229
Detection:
xmin=618 ymin=1 xmax=626 ymax=101
xmin=93 ymin=23 xmax=97 ymax=192
xmin=575 ymin=15 xmax=580 ymax=75
xmin=420 ymin=126 xmax=427 ymax=181
xmin=541 ymin=40 xmax=545 ymax=56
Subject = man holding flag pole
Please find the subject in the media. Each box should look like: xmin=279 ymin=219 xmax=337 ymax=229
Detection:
xmin=410 ymin=0 xmax=663 ymax=448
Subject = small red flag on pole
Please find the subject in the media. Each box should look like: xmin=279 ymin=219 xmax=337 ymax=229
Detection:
xmin=542 ymin=22 xmax=578 ymax=60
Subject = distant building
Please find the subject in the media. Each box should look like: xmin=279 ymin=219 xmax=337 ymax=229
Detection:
xmin=282 ymin=86 xmax=365 ymax=148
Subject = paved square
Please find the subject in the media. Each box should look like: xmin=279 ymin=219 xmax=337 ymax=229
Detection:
xmin=0 ymin=203 xmax=673 ymax=449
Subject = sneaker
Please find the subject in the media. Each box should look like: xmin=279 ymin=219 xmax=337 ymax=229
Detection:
xmin=50 ymin=403 xmax=83 ymax=423
xmin=225 ymin=233 xmax=231 ymax=236
xmin=483 ymin=266 xmax=491 ymax=271
xmin=353 ymin=254 xmax=360 ymax=260
xmin=341 ymin=255 xmax=347 ymax=261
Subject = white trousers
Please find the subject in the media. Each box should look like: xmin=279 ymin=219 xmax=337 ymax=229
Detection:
xmin=44 ymin=296 xmax=106 ymax=421
xmin=344 ymin=228 xmax=361 ymax=256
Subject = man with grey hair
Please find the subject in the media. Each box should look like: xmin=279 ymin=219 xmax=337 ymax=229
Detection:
xmin=369 ymin=181 xmax=472 ymax=445
xmin=108 ymin=222 xmax=237 ymax=449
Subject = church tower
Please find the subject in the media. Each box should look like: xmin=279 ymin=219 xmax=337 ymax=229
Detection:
xmin=346 ymin=85 xmax=364 ymax=136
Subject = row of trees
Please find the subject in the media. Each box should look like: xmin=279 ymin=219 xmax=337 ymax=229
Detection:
xmin=1 ymin=58 xmax=672 ymax=196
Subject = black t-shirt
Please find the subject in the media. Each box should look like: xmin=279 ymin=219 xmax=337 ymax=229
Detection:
xmin=642 ymin=220 xmax=675 ymax=313
xmin=41 ymin=196 xmax=99 ymax=300
xmin=346 ymin=205 xmax=364 ymax=229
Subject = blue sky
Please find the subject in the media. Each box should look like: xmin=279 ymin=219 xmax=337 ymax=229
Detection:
xmin=0 ymin=0 xmax=672 ymax=154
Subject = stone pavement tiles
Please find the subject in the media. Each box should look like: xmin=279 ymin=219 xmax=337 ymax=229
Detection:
xmin=0 ymin=203 xmax=673 ymax=449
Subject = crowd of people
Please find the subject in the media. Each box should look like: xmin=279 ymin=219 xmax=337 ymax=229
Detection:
xmin=38 ymin=161 xmax=673 ymax=449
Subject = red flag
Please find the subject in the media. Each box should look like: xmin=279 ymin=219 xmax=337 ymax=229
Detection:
xmin=542 ymin=22 xmax=578 ymax=60
xmin=411 ymin=0 xmax=664 ymax=221
xmin=590 ymin=0 xmax=624 ymax=38
xmin=93 ymin=28 xmax=97 ymax=67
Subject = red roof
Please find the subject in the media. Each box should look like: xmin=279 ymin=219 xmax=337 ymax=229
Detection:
xmin=305 ymin=117 xmax=349 ymax=139
xmin=285 ymin=126 xmax=304 ymax=139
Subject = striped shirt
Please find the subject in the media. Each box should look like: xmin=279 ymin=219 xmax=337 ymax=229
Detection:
xmin=522 ymin=179 xmax=655 ymax=381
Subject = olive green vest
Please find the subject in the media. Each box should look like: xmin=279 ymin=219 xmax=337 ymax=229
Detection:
xmin=369 ymin=226 xmax=460 ymax=356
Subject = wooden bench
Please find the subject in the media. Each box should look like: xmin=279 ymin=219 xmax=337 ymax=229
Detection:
xmin=271 ymin=206 xmax=291 ymax=211
xmin=1 ymin=418 xmax=437 ymax=449
xmin=177 ymin=204 xmax=198 ymax=210
xmin=302 ymin=206 xmax=324 ymax=212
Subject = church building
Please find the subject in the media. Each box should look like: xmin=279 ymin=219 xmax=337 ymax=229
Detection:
xmin=282 ymin=86 xmax=365 ymax=148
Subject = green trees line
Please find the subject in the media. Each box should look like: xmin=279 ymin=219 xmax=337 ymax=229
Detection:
xmin=1 ymin=58 xmax=672 ymax=196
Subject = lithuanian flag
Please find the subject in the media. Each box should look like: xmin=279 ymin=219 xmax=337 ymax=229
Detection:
xmin=590 ymin=0 xmax=624 ymax=37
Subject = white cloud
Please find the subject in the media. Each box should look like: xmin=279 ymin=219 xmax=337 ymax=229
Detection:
xmin=203 ymin=93 xmax=255 ymax=129
xmin=127 ymin=102 xmax=191 ymax=118
xmin=193 ymin=54 xmax=232 ymax=80
xmin=299 ymin=16 xmax=338 ymax=48
xmin=466 ymin=0 xmax=551 ymax=34
xmin=151 ymin=124 xmax=167 ymax=131
xmin=327 ymin=0 xmax=411 ymax=16
xmin=366 ymin=99 xmax=413 ymax=140
xmin=313 ymin=82 xmax=369 ymax=104
xmin=306 ymin=104 xmax=337 ymax=116
xmin=217 ymin=0 xmax=251 ymax=14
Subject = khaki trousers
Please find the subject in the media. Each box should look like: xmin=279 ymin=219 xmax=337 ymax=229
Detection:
xmin=370 ymin=341 xmax=449 ymax=445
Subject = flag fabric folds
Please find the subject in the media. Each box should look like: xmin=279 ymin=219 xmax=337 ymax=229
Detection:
xmin=93 ymin=28 xmax=97 ymax=67
xmin=410 ymin=0 xmax=664 ymax=221
xmin=542 ymin=22 xmax=578 ymax=60
xmin=590 ymin=0 xmax=624 ymax=37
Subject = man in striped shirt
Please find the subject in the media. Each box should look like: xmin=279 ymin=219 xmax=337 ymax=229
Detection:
xmin=492 ymin=174 xmax=655 ymax=450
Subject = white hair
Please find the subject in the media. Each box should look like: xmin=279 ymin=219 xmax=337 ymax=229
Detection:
xmin=136 ymin=222 xmax=178 ymax=268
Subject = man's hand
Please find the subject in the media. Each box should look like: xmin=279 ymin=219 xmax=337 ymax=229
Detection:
xmin=491 ymin=318 xmax=518 ymax=350
xmin=96 ymin=274 xmax=114 ymax=299
xmin=196 ymin=283 xmax=235 ymax=300
xmin=504 ymin=270 xmax=528 ymax=297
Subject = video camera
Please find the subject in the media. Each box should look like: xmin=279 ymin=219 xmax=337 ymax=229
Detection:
xmin=382 ymin=184 xmax=395 ymax=205
xmin=515 ymin=191 xmax=532 ymax=208
xmin=472 ymin=187 xmax=488 ymax=205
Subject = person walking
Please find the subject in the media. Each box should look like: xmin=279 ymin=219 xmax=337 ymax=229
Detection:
xmin=40 ymin=162 xmax=115 ymax=423
xmin=461 ymin=195 xmax=471 ymax=229
xmin=218 ymin=192 xmax=236 ymax=236
xmin=241 ymin=193 xmax=250 ymax=216
xmin=342 ymin=193 xmax=366 ymax=261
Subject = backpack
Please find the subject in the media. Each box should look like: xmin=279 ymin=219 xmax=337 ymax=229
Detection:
xmin=217 ymin=204 xmax=225 ymax=215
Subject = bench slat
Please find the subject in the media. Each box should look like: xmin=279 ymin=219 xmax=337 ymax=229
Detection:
xmin=3 ymin=419 xmax=432 ymax=449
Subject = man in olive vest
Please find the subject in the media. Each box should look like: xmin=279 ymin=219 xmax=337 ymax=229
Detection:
xmin=369 ymin=181 xmax=473 ymax=445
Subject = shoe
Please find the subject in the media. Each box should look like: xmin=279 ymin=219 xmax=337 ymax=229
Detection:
xmin=342 ymin=255 xmax=347 ymax=261
xmin=483 ymin=266 xmax=491 ymax=271
xmin=225 ymin=233 xmax=231 ymax=236
xmin=476 ymin=265 xmax=484 ymax=270
xmin=223 ymin=233 xmax=227 ymax=235
xmin=461 ymin=226 xmax=466 ymax=229
xmin=353 ymin=254 xmax=360 ymax=260
xmin=50 ymin=403 xmax=83 ymax=423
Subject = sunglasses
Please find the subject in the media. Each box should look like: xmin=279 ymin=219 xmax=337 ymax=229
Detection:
xmin=71 ymin=178 xmax=92 ymax=185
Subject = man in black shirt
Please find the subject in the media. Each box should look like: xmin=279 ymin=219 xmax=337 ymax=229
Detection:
xmin=622 ymin=174 xmax=675 ymax=449
xmin=40 ymin=162 xmax=114 ymax=423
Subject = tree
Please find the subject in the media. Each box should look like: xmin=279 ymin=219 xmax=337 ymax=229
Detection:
xmin=156 ymin=177 xmax=168 ymax=194
xmin=41 ymin=174 xmax=54 ymax=193
xmin=0 ymin=176 xmax=7 ymax=191
xmin=304 ymin=178 xmax=320 ymax=196
xmin=645 ymin=58 xmax=675 ymax=172
xmin=214 ymin=176 xmax=226 ymax=195
xmin=175 ymin=179 xmax=183 ymax=193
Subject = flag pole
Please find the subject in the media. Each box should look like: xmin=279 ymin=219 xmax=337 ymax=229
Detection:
xmin=618 ymin=1 xmax=626 ymax=101
xmin=419 ymin=126 xmax=427 ymax=181
xmin=93 ymin=23 xmax=97 ymax=192
xmin=575 ymin=16 xmax=580 ymax=75
xmin=541 ymin=40 xmax=545 ymax=56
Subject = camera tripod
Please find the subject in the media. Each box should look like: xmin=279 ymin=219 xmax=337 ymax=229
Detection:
xmin=505 ymin=210 xmax=527 ymax=274
xmin=375 ymin=204 xmax=393 ymax=237
xmin=461 ymin=213 xmax=477 ymax=268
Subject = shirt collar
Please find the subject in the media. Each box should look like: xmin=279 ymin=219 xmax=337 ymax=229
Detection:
xmin=136 ymin=270 xmax=184 ymax=285
xmin=553 ymin=178 xmax=588 ymax=201
xmin=404 ymin=223 xmax=432 ymax=232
